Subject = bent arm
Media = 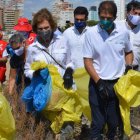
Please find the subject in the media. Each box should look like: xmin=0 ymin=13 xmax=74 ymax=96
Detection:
xmin=124 ymin=31 xmax=133 ymax=65
xmin=24 ymin=47 xmax=35 ymax=79
xmin=125 ymin=51 xmax=133 ymax=65
xmin=84 ymin=58 xmax=100 ymax=83
xmin=62 ymin=33 xmax=75 ymax=70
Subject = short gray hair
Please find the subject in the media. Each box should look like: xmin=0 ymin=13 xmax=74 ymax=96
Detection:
xmin=9 ymin=33 xmax=25 ymax=45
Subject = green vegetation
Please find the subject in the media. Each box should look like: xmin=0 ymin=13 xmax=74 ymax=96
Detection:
xmin=87 ymin=20 xmax=99 ymax=26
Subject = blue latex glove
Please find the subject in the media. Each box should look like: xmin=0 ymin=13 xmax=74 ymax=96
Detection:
xmin=6 ymin=44 xmax=15 ymax=56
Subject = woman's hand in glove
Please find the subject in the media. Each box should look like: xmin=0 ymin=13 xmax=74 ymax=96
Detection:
xmin=63 ymin=67 xmax=73 ymax=89
xmin=33 ymin=69 xmax=42 ymax=77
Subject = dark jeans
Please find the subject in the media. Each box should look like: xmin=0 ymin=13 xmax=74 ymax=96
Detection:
xmin=89 ymin=78 xmax=123 ymax=140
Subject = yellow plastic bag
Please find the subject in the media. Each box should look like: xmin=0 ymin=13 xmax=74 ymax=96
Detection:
xmin=0 ymin=86 xmax=15 ymax=140
xmin=31 ymin=62 xmax=91 ymax=133
xmin=73 ymin=68 xmax=91 ymax=121
xmin=114 ymin=70 xmax=140 ymax=136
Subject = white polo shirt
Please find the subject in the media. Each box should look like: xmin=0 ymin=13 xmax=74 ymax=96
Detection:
xmin=63 ymin=26 xmax=89 ymax=69
xmin=83 ymin=23 xmax=132 ymax=80
xmin=116 ymin=20 xmax=140 ymax=70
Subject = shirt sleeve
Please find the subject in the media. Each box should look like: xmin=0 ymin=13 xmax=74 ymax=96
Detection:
xmin=83 ymin=31 xmax=93 ymax=58
xmin=62 ymin=32 xmax=75 ymax=70
xmin=24 ymin=46 xmax=35 ymax=79
xmin=65 ymin=41 xmax=75 ymax=70
xmin=2 ymin=49 xmax=9 ymax=57
xmin=124 ymin=31 xmax=133 ymax=53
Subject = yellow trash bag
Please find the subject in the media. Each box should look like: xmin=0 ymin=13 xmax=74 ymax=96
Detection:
xmin=31 ymin=62 xmax=91 ymax=133
xmin=114 ymin=70 xmax=140 ymax=136
xmin=0 ymin=86 xmax=15 ymax=140
xmin=73 ymin=68 xmax=91 ymax=121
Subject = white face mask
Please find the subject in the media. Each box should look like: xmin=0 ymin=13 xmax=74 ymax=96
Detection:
xmin=14 ymin=46 xmax=24 ymax=56
xmin=128 ymin=14 xmax=140 ymax=25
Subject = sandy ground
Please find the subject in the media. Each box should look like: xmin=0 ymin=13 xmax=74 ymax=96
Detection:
xmin=130 ymin=134 xmax=140 ymax=140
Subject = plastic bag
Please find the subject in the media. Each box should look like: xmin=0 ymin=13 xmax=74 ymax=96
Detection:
xmin=29 ymin=62 xmax=91 ymax=133
xmin=22 ymin=68 xmax=52 ymax=112
xmin=114 ymin=70 xmax=140 ymax=136
xmin=0 ymin=86 xmax=15 ymax=140
xmin=30 ymin=62 xmax=91 ymax=133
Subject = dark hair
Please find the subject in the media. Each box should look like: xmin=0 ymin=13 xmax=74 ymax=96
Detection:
xmin=9 ymin=33 xmax=24 ymax=45
xmin=32 ymin=8 xmax=57 ymax=33
xmin=127 ymin=1 xmax=140 ymax=12
xmin=74 ymin=6 xmax=89 ymax=18
xmin=98 ymin=1 xmax=117 ymax=18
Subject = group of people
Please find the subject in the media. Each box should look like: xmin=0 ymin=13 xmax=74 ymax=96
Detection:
xmin=0 ymin=0 xmax=140 ymax=140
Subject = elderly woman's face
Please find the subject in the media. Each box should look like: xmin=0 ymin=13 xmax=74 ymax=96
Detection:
xmin=37 ymin=19 xmax=51 ymax=31
xmin=36 ymin=19 xmax=53 ymax=47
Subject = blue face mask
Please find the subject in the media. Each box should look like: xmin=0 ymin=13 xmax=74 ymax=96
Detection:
xmin=74 ymin=20 xmax=86 ymax=29
xmin=18 ymin=31 xmax=29 ymax=39
xmin=99 ymin=20 xmax=113 ymax=30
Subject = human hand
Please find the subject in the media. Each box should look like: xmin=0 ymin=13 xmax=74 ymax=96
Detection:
xmin=63 ymin=67 xmax=73 ymax=89
xmin=125 ymin=65 xmax=133 ymax=74
xmin=96 ymin=79 xmax=108 ymax=100
xmin=33 ymin=69 xmax=42 ymax=77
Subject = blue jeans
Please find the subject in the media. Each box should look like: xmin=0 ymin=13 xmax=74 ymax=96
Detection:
xmin=89 ymin=78 xmax=123 ymax=140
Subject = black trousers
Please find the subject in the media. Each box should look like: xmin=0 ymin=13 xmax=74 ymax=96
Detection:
xmin=89 ymin=78 xmax=123 ymax=140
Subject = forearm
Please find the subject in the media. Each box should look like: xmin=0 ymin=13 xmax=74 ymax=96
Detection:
xmin=24 ymin=47 xmax=34 ymax=79
xmin=8 ymin=69 xmax=16 ymax=95
xmin=84 ymin=58 xmax=100 ymax=83
xmin=125 ymin=51 xmax=133 ymax=65
xmin=8 ymin=78 xmax=16 ymax=95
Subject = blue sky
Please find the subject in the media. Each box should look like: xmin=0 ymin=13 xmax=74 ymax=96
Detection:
xmin=24 ymin=0 xmax=134 ymax=19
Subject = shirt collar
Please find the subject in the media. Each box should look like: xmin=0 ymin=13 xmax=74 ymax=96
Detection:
xmin=73 ymin=26 xmax=88 ymax=34
xmin=125 ymin=20 xmax=140 ymax=32
xmin=50 ymin=32 xmax=61 ymax=44
xmin=97 ymin=22 xmax=118 ymax=34
xmin=125 ymin=20 xmax=132 ymax=30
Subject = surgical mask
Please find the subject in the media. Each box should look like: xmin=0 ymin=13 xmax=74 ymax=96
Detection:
xmin=37 ymin=29 xmax=52 ymax=47
xmin=128 ymin=14 xmax=140 ymax=25
xmin=99 ymin=20 xmax=113 ymax=30
xmin=14 ymin=46 xmax=24 ymax=56
xmin=74 ymin=20 xmax=86 ymax=29
xmin=18 ymin=31 xmax=29 ymax=39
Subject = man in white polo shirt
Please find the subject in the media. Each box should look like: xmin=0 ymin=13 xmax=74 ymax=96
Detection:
xmin=119 ymin=1 xmax=140 ymax=71
xmin=63 ymin=6 xmax=89 ymax=89
xmin=83 ymin=1 xmax=133 ymax=140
